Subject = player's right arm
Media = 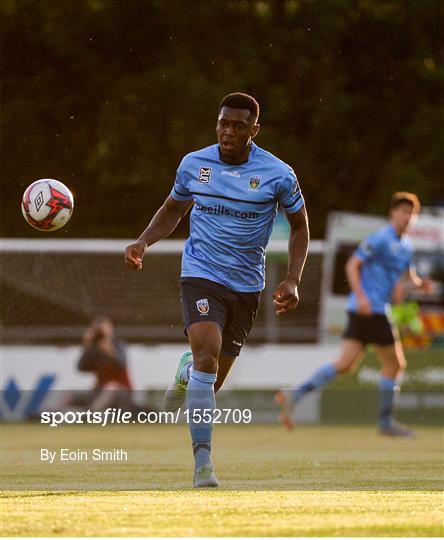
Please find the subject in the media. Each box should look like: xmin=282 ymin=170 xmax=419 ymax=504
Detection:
xmin=125 ymin=196 xmax=193 ymax=270
xmin=345 ymin=255 xmax=371 ymax=315
xmin=346 ymin=230 xmax=385 ymax=315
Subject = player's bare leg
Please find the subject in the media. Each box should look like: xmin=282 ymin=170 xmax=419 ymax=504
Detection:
xmin=186 ymin=321 xmax=220 ymax=487
xmin=374 ymin=341 xmax=413 ymax=437
xmin=215 ymin=354 xmax=236 ymax=393
xmin=374 ymin=340 xmax=407 ymax=379
xmin=333 ymin=339 xmax=365 ymax=375
xmin=188 ymin=321 xmax=221 ymax=373
xmin=276 ymin=339 xmax=364 ymax=430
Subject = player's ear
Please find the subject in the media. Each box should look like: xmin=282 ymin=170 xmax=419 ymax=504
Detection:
xmin=251 ymin=123 xmax=260 ymax=138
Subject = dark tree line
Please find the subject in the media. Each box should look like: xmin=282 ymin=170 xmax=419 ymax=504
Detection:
xmin=2 ymin=0 xmax=443 ymax=238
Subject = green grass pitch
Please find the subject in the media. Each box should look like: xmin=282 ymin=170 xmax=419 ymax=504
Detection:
xmin=2 ymin=424 xmax=443 ymax=536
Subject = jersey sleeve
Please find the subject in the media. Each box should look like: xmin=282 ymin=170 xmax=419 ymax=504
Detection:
xmin=354 ymin=230 xmax=385 ymax=262
xmin=169 ymin=158 xmax=193 ymax=201
xmin=277 ymin=168 xmax=305 ymax=214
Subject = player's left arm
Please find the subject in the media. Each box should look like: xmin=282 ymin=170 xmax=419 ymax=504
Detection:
xmin=273 ymin=206 xmax=310 ymax=315
xmin=391 ymin=267 xmax=435 ymax=304
xmin=406 ymin=267 xmax=435 ymax=294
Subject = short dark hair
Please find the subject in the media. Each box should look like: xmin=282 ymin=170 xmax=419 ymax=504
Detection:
xmin=219 ymin=93 xmax=260 ymax=122
xmin=390 ymin=192 xmax=421 ymax=213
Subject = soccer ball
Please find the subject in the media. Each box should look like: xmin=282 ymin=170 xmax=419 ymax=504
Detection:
xmin=21 ymin=179 xmax=74 ymax=231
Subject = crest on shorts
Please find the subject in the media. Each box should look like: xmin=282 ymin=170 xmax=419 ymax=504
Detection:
xmin=249 ymin=176 xmax=261 ymax=189
xmin=196 ymin=298 xmax=209 ymax=315
xmin=199 ymin=167 xmax=212 ymax=183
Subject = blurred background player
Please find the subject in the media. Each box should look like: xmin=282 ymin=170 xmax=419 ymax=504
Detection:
xmin=78 ymin=316 xmax=133 ymax=410
xmin=276 ymin=192 xmax=432 ymax=437
xmin=125 ymin=92 xmax=309 ymax=487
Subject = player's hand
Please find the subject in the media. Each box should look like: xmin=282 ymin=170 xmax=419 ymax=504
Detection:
xmin=356 ymin=294 xmax=372 ymax=316
xmin=125 ymin=240 xmax=146 ymax=270
xmin=419 ymin=278 xmax=436 ymax=295
xmin=273 ymin=279 xmax=299 ymax=316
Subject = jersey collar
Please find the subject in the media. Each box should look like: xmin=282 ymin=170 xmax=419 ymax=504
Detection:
xmin=387 ymin=223 xmax=403 ymax=240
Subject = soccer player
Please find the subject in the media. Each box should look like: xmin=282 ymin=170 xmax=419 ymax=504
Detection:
xmin=276 ymin=192 xmax=431 ymax=437
xmin=125 ymin=93 xmax=309 ymax=487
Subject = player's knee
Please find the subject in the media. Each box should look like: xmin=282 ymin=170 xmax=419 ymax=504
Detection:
xmin=334 ymin=359 xmax=354 ymax=375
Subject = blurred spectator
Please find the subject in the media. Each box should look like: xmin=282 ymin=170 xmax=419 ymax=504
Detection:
xmin=78 ymin=316 xmax=133 ymax=410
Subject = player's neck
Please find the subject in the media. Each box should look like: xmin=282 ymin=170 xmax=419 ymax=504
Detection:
xmin=389 ymin=221 xmax=405 ymax=238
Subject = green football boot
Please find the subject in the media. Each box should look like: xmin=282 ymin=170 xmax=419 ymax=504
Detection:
xmin=163 ymin=352 xmax=193 ymax=412
xmin=193 ymin=463 xmax=219 ymax=488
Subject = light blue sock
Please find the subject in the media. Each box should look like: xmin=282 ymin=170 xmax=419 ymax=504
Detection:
xmin=179 ymin=361 xmax=193 ymax=383
xmin=379 ymin=376 xmax=397 ymax=429
xmin=186 ymin=369 xmax=216 ymax=470
xmin=292 ymin=363 xmax=337 ymax=403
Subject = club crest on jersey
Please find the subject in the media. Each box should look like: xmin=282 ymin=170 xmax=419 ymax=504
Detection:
xmin=361 ymin=241 xmax=374 ymax=256
xmin=249 ymin=176 xmax=261 ymax=189
xmin=196 ymin=298 xmax=209 ymax=315
xmin=198 ymin=167 xmax=212 ymax=184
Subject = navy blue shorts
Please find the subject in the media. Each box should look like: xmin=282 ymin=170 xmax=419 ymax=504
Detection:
xmin=180 ymin=277 xmax=260 ymax=357
xmin=343 ymin=311 xmax=398 ymax=346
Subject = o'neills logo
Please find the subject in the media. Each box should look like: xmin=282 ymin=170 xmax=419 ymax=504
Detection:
xmin=196 ymin=298 xmax=209 ymax=315
xmin=249 ymin=176 xmax=261 ymax=189
xmin=221 ymin=170 xmax=240 ymax=178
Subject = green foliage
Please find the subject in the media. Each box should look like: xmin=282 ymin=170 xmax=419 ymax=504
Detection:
xmin=2 ymin=0 xmax=443 ymax=237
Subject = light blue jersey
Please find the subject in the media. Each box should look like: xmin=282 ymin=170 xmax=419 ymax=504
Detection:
xmin=170 ymin=143 xmax=304 ymax=292
xmin=347 ymin=224 xmax=413 ymax=314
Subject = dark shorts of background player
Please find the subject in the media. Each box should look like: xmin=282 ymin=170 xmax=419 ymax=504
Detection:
xmin=343 ymin=311 xmax=398 ymax=346
xmin=180 ymin=277 xmax=260 ymax=357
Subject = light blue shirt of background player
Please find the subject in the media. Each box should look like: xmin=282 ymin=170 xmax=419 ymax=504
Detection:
xmin=347 ymin=224 xmax=413 ymax=315
xmin=170 ymin=142 xmax=304 ymax=292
